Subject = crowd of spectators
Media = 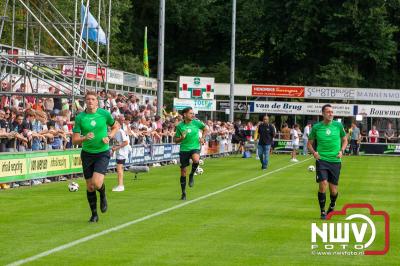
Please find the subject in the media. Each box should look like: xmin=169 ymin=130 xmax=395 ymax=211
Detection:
xmin=0 ymin=81 xmax=241 ymax=154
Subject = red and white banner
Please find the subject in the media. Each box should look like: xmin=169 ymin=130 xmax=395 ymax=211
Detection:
xmin=252 ymin=85 xmax=305 ymax=97
xmin=62 ymin=65 xmax=106 ymax=82
xmin=86 ymin=66 xmax=106 ymax=81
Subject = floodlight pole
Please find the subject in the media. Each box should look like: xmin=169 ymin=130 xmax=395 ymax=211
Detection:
xmin=10 ymin=0 xmax=15 ymax=90
xmin=95 ymin=0 xmax=101 ymax=93
xmin=72 ymin=0 xmax=78 ymax=116
xmin=229 ymin=0 xmax=236 ymax=122
xmin=157 ymin=0 xmax=165 ymax=116
xmin=105 ymin=0 xmax=111 ymax=92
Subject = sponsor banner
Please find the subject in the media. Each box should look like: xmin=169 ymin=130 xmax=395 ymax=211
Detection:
xmin=353 ymin=105 xmax=400 ymax=118
xmin=86 ymin=66 xmax=106 ymax=81
xmin=137 ymin=76 xmax=157 ymax=90
xmin=62 ymin=65 xmax=106 ymax=82
xmin=123 ymin=73 xmax=139 ymax=87
xmin=273 ymin=140 xmax=304 ymax=152
xmin=305 ymin=86 xmax=400 ymax=102
xmin=173 ymin=98 xmax=216 ymax=111
xmin=385 ymin=144 xmax=400 ymax=154
xmin=2 ymin=141 xmax=305 ymax=183
xmin=64 ymin=64 xmax=85 ymax=78
xmin=250 ymin=100 xmax=399 ymax=118
xmin=130 ymin=145 xmax=145 ymax=164
xmin=142 ymin=94 xmax=157 ymax=105
xmin=0 ymin=150 xmax=82 ymax=183
xmin=71 ymin=154 xmax=82 ymax=168
xmin=214 ymin=83 xmax=400 ymax=102
xmin=0 ymin=158 xmax=27 ymax=178
xmin=178 ymin=76 xmax=215 ymax=99
xmin=106 ymin=68 xmax=124 ymax=85
xmin=29 ymin=155 xmax=70 ymax=174
xmin=252 ymin=85 xmax=305 ymax=97
xmin=360 ymin=143 xmax=400 ymax=155
xmin=218 ymin=101 xmax=250 ymax=112
xmin=250 ymin=101 xmax=354 ymax=116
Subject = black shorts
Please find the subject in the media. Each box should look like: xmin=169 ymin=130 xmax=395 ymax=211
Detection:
xmin=316 ymin=160 xmax=341 ymax=185
xmin=179 ymin=149 xmax=200 ymax=168
xmin=81 ymin=150 xmax=110 ymax=179
xmin=116 ymin=159 xmax=126 ymax=165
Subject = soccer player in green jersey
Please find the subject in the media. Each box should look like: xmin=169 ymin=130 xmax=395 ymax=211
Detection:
xmin=72 ymin=91 xmax=120 ymax=222
xmin=307 ymin=104 xmax=348 ymax=220
xmin=174 ymin=107 xmax=207 ymax=200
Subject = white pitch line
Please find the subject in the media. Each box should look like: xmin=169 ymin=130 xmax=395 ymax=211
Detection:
xmin=7 ymin=158 xmax=312 ymax=266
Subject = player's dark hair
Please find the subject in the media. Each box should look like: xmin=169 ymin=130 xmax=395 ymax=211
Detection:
xmin=321 ymin=104 xmax=332 ymax=113
xmin=181 ymin=107 xmax=192 ymax=115
xmin=259 ymin=114 xmax=268 ymax=122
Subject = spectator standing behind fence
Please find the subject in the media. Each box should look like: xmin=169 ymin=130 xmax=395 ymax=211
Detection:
xmin=10 ymin=113 xmax=28 ymax=151
xmin=19 ymin=84 xmax=35 ymax=105
xmin=11 ymin=94 xmax=26 ymax=109
xmin=232 ymin=119 xmax=245 ymax=154
xmin=244 ymin=121 xmax=254 ymax=142
xmin=302 ymin=121 xmax=312 ymax=155
xmin=254 ymin=114 xmax=275 ymax=170
xmin=290 ymin=124 xmax=301 ymax=162
xmin=32 ymin=99 xmax=44 ymax=111
xmin=0 ymin=110 xmax=12 ymax=152
xmin=53 ymin=88 xmax=62 ymax=114
xmin=349 ymin=122 xmax=361 ymax=155
xmin=281 ymin=123 xmax=291 ymax=140
xmin=217 ymin=122 xmax=229 ymax=155
xmin=368 ymin=125 xmax=379 ymax=143
xmin=44 ymin=87 xmax=55 ymax=112
xmin=1 ymin=81 xmax=10 ymax=108
xmin=0 ymin=109 xmax=12 ymax=151
xmin=26 ymin=110 xmax=44 ymax=151
xmin=385 ymin=122 xmax=396 ymax=143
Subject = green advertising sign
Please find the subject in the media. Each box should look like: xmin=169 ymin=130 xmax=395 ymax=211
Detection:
xmin=0 ymin=149 xmax=83 ymax=183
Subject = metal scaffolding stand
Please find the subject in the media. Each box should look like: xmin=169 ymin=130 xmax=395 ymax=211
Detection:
xmin=0 ymin=0 xmax=112 ymax=116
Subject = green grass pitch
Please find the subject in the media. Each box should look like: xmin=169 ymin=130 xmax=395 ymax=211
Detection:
xmin=0 ymin=154 xmax=398 ymax=265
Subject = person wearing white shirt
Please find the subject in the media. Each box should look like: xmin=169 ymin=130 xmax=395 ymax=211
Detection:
xmin=290 ymin=124 xmax=301 ymax=162
xmin=112 ymin=128 xmax=130 ymax=192
xmin=302 ymin=121 xmax=312 ymax=155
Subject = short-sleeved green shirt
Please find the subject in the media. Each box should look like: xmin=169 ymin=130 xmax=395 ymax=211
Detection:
xmin=308 ymin=121 xmax=346 ymax=163
xmin=175 ymin=119 xmax=205 ymax=152
xmin=73 ymin=108 xmax=115 ymax=153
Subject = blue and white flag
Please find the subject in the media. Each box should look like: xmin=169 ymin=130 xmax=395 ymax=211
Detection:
xmin=81 ymin=4 xmax=107 ymax=45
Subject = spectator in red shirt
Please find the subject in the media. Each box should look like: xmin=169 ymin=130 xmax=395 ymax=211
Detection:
xmin=368 ymin=125 xmax=380 ymax=143
xmin=32 ymin=99 xmax=44 ymax=111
